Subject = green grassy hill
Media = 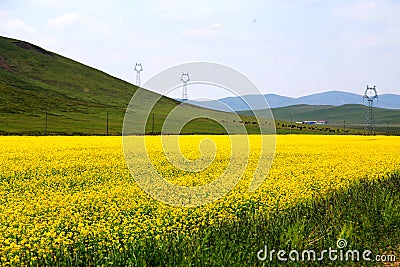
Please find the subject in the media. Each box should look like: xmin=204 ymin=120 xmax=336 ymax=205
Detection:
xmin=0 ymin=36 xmax=265 ymax=135
xmin=0 ymin=36 xmax=178 ymax=135
xmin=270 ymin=104 xmax=400 ymax=126
xmin=239 ymin=104 xmax=400 ymax=134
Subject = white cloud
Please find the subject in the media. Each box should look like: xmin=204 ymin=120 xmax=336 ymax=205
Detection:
xmin=209 ymin=23 xmax=223 ymax=29
xmin=5 ymin=19 xmax=35 ymax=33
xmin=331 ymin=0 xmax=400 ymax=47
xmin=332 ymin=0 xmax=400 ymax=24
xmin=47 ymin=12 xmax=86 ymax=28
xmin=0 ymin=10 xmax=35 ymax=34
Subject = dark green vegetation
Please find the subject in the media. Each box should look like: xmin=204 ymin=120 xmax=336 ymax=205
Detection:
xmin=0 ymin=36 xmax=264 ymax=135
xmin=241 ymin=104 xmax=400 ymax=135
xmin=271 ymin=104 xmax=400 ymax=126
xmin=19 ymin=171 xmax=400 ymax=266
xmin=272 ymin=102 xmax=400 ymax=130
xmin=0 ymin=36 xmax=136 ymax=135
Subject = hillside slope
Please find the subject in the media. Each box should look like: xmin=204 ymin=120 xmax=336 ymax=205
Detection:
xmin=0 ymin=36 xmax=174 ymax=134
xmin=1 ymin=36 xmax=259 ymax=135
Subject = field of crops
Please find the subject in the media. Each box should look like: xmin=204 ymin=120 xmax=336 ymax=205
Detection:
xmin=0 ymin=135 xmax=399 ymax=265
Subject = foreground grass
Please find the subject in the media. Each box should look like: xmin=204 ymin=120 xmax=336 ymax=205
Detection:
xmin=23 ymin=171 xmax=399 ymax=266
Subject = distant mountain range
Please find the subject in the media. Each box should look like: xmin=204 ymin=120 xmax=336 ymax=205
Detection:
xmin=186 ymin=91 xmax=400 ymax=111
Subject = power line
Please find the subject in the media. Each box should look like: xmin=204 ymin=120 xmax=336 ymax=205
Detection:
xmin=44 ymin=106 xmax=48 ymax=136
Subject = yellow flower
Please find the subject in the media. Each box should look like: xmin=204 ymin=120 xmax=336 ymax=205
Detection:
xmin=0 ymin=135 xmax=398 ymax=263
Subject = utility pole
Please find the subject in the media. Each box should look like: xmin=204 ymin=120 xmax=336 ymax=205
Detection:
xmin=343 ymin=120 xmax=346 ymax=134
xmin=364 ymin=85 xmax=378 ymax=135
xmin=134 ymin=63 xmax=143 ymax=86
xmin=44 ymin=106 xmax=48 ymax=136
xmin=106 ymin=111 xmax=109 ymax=136
xmin=181 ymin=73 xmax=190 ymax=100
xmin=386 ymin=122 xmax=390 ymax=136
xmin=290 ymin=114 xmax=293 ymax=134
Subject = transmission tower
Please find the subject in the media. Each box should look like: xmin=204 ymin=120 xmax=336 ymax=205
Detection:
xmin=363 ymin=85 xmax=378 ymax=135
xmin=134 ymin=63 xmax=143 ymax=86
xmin=181 ymin=72 xmax=190 ymax=100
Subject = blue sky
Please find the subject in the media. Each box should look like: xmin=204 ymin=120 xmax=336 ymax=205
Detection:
xmin=1 ymin=0 xmax=399 ymax=99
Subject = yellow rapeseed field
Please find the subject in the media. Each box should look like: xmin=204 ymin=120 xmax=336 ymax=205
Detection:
xmin=0 ymin=135 xmax=399 ymax=265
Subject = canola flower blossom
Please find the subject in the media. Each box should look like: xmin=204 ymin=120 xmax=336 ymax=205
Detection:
xmin=0 ymin=135 xmax=399 ymax=265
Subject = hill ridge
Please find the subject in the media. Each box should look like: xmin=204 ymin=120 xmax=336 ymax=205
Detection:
xmin=236 ymin=103 xmax=400 ymax=127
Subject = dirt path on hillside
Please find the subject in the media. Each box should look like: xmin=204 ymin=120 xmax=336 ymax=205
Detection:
xmin=0 ymin=54 xmax=17 ymax=74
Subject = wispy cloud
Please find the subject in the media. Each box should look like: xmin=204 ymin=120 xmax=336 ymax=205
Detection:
xmin=332 ymin=0 xmax=400 ymax=24
xmin=5 ymin=18 xmax=35 ymax=34
xmin=209 ymin=23 xmax=223 ymax=29
xmin=47 ymin=12 xmax=87 ymax=28
xmin=331 ymin=0 xmax=400 ymax=47
xmin=0 ymin=10 xmax=36 ymax=34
